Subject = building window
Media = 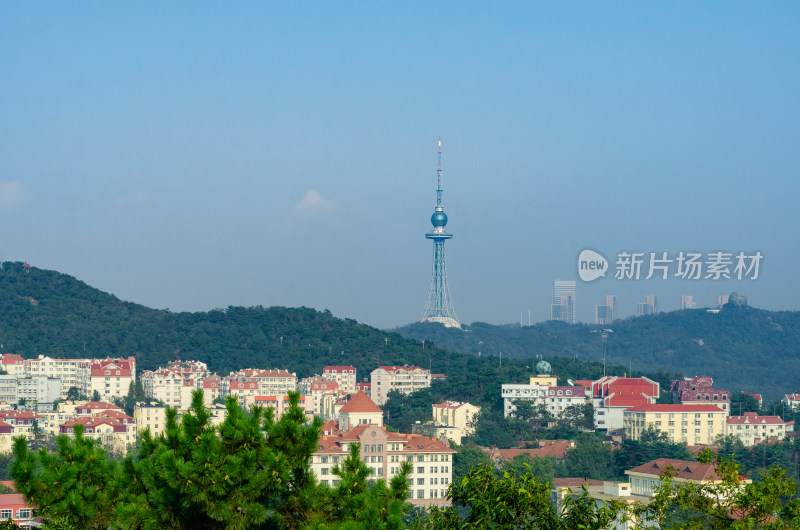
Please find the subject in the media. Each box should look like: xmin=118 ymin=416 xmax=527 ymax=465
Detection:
xmin=0 ymin=510 xmax=11 ymax=520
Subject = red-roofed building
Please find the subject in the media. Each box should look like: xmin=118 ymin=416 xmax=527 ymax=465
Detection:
xmin=624 ymin=404 xmax=727 ymax=445
xmin=370 ymin=366 xmax=431 ymax=406
xmin=0 ymin=354 xmax=25 ymax=376
xmin=322 ymin=366 xmax=357 ymax=394
xmin=670 ymin=376 xmax=730 ymax=415
xmin=355 ymin=382 xmax=371 ymax=398
xmin=0 ymin=493 xmax=35 ymax=527
xmin=24 ymin=355 xmax=93 ymax=399
xmin=88 ymin=357 xmax=136 ymax=401
xmin=591 ymin=376 xmax=660 ymax=432
xmin=141 ymin=360 xmax=210 ymax=411
xmin=60 ymin=412 xmax=137 ymax=454
xmin=310 ymin=423 xmax=455 ymax=508
xmin=298 ymin=376 xmax=341 ymax=416
xmin=431 ymin=401 xmax=480 ymax=443
xmin=726 ymin=412 xmax=787 ymax=446
xmin=75 ymin=401 xmax=122 ymax=416
xmin=202 ymin=375 xmax=227 ymax=407
xmin=625 ymin=458 xmax=749 ymax=498
xmin=483 ymin=439 xmax=574 ymax=465
xmin=782 ymin=393 xmax=800 ymax=411
xmin=338 ymin=391 xmax=383 ymax=431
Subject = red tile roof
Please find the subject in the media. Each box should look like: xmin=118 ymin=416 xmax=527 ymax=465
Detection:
xmin=626 ymin=459 xmax=719 ymax=481
xmin=727 ymin=412 xmax=785 ymax=425
xmin=339 ymin=391 xmax=382 ymax=414
xmin=323 ymin=366 xmax=356 ymax=373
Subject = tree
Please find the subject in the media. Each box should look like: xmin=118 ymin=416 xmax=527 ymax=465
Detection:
xmin=564 ymin=433 xmax=616 ymax=481
xmin=65 ymin=386 xmax=87 ymax=402
xmin=91 ymin=390 xmax=101 ymax=402
xmin=501 ymin=453 xmax=556 ymax=485
xmin=417 ymin=463 xmax=622 ymax=529
xmin=634 ymin=449 xmax=800 ymax=528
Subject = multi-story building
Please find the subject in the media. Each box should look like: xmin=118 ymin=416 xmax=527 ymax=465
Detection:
xmin=135 ymin=402 xmax=168 ymax=437
xmin=17 ymin=376 xmax=60 ymax=404
xmin=0 ymin=354 xmax=25 ymax=376
xmin=322 ymin=366 xmax=357 ymax=394
xmin=783 ymin=393 xmax=800 ymax=411
xmin=594 ymin=295 xmax=617 ymax=325
xmin=25 ymin=356 xmax=91 ymax=398
xmin=228 ymin=379 xmax=260 ymax=407
xmin=636 ymin=295 xmax=658 ymax=316
xmin=0 ymin=376 xmax=17 ymax=404
xmin=589 ymin=376 xmax=660 ymax=432
xmin=430 ymin=401 xmax=481 ymax=444
xmin=141 ymin=360 xmax=210 ymax=410
xmin=0 ymin=493 xmax=35 ymax=527
xmin=625 ymin=458 xmax=747 ymax=498
xmin=311 ymin=423 xmax=455 ymax=508
xmin=60 ymin=414 xmax=137 ymax=455
xmin=681 ymin=295 xmax=696 ymax=310
xmin=201 ymin=375 xmax=227 ymax=407
xmin=299 ymin=376 xmax=340 ymax=416
xmin=551 ymin=280 xmax=577 ymax=324
xmin=671 ymin=376 xmax=730 ymax=415
xmin=370 ymin=366 xmax=431 ymax=406
xmin=726 ymin=413 xmax=787 ymax=446
xmin=0 ymin=410 xmax=40 ymax=442
xmin=230 ymin=369 xmax=297 ymax=397
xmin=251 ymin=395 xmax=310 ymax=419
xmin=501 ymin=375 xmax=559 ymax=418
xmin=623 ymin=404 xmax=727 ymax=446
xmin=88 ymin=357 xmax=136 ymax=400
xmin=355 ymin=382 xmax=371 ymax=398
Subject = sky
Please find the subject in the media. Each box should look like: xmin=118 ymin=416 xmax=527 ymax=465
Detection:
xmin=1 ymin=3 xmax=799 ymax=329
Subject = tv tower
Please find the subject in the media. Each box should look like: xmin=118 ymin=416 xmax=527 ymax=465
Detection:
xmin=420 ymin=137 xmax=460 ymax=328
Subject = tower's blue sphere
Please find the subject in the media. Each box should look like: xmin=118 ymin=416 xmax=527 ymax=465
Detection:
xmin=431 ymin=211 xmax=448 ymax=227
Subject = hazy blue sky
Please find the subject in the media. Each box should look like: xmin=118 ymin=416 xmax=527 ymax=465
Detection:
xmin=1 ymin=3 xmax=798 ymax=329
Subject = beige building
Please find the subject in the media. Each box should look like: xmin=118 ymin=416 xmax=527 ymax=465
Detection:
xmin=141 ymin=361 xmax=209 ymax=411
xmin=624 ymin=404 xmax=727 ymax=445
xmin=726 ymin=412 xmax=787 ymax=446
xmin=25 ymin=356 xmax=91 ymax=399
xmin=311 ymin=423 xmax=455 ymax=508
xmin=231 ymin=369 xmax=297 ymax=396
xmin=88 ymin=358 xmax=136 ymax=401
xmin=135 ymin=402 xmax=168 ymax=437
xmin=370 ymin=366 xmax=431 ymax=406
xmin=431 ymin=401 xmax=480 ymax=444
xmin=298 ymin=376 xmax=341 ymax=416
xmin=322 ymin=366 xmax=357 ymax=394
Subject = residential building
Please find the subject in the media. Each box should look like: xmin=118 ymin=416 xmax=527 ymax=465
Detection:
xmin=370 ymin=366 xmax=431 ymax=406
xmin=501 ymin=374 xmax=560 ymax=418
xmin=135 ymin=402 xmax=168 ymax=437
xmin=589 ymin=376 xmax=660 ymax=432
xmin=17 ymin=376 xmax=60 ymax=404
xmin=671 ymin=376 xmax=730 ymax=415
xmin=60 ymin=413 xmax=137 ymax=455
xmin=623 ymin=404 xmax=727 ymax=446
xmin=783 ymin=393 xmax=800 ymax=411
xmin=251 ymin=395 xmax=310 ymax=420
xmin=201 ymin=375 xmax=227 ymax=407
xmin=355 ymin=382 xmax=371 ymax=398
xmin=0 ymin=376 xmax=17 ymax=404
xmin=230 ymin=369 xmax=297 ymax=397
xmin=0 ymin=354 xmax=25 ymax=377
xmin=311 ymin=423 xmax=455 ymax=508
xmin=0 ymin=493 xmax=35 ymax=527
xmin=322 ymin=366 xmax=357 ymax=394
xmin=430 ymin=401 xmax=481 ymax=444
xmin=141 ymin=360 xmax=210 ymax=410
xmin=625 ymin=458 xmax=748 ymax=499
xmin=542 ymin=386 xmax=588 ymax=417
xmin=551 ymin=280 xmax=576 ymax=324
xmin=726 ymin=412 xmax=787 ymax=446
xmin=299 ymin=376 xmax=341 ymax=416
xmin=24 ymin=356 xmax=91 ymax=399
xmin=88 ymin=357 xmax=136 ymax=400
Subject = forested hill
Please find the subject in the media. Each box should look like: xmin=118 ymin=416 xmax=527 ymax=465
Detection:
xmin=0 ymin=261 xmax=462 ymax=377
xmin=395 ymin=306 xmax=800 ymax=400
xmin=0 ymin=262 xmax=651 ymax=405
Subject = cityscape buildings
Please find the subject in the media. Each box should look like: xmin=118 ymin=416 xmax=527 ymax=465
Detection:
xmin=550 ymin=280 xmax=576 ymax=324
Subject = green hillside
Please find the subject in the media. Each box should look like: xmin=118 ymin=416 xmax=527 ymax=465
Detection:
xmin=395 ymin=306 xmax=800 ymax=400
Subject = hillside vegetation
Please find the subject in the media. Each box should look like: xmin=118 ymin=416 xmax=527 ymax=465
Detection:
xmin=396 ymin=305 xmax=800 ymax=400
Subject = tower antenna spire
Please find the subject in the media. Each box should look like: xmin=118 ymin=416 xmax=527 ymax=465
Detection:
xmin=421 ymin=136 xmax=460 ymax=329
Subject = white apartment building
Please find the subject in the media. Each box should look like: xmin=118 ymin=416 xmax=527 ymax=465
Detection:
xmin=370 ymin=366 xmax=431 ymax=406
xmin=141 ymin=360 xmax=210 ymax=411
xmin=88 ymin=358 xmax=136 ymax=400
xmin=17 ymin=376 xmax=61 ymax=404
xmin=25 ymin=356 xmax=91 ymax=399
xmin=726 ymin=413 xmax=787 ymax=446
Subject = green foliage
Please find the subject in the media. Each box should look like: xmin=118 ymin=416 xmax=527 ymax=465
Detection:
xmin=12 ymin=390 xmax=412 ymax=529
xmin=398 ymin=306 xmax=800 ymax=400
xmin=417 ymin=463 xmax=622 ymax=529
xmin=451 ymin=442 xmax=492 ymax=484
xmin=563 ymin=433 xmax=616 ymax=481
xmin=634 ymin=450 xmax=800 ymax=528
xmin=500 ymin=453 xmax=556 ymax=485
xmin=614 ymin=426 xmax=696 ymax=478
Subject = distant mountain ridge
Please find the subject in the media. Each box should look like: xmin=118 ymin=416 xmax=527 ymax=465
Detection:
xmin=394 ymin=306 xmax=800 ymax=400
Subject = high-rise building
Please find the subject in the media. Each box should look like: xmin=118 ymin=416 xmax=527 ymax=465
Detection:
xmin=718 ymin=295 xmax=729 ymax=307
xmin=595 ymin=295 xmax=617 ymax=325
xmin=680 ymin=295 xmax=696 ymax=310
xmin=420 ymin=137 xmax=460 ymax=328
xmin=637 ymin=295 xmax=658 ymax=316
xmin=551 ymin=280 xmax=576 ymax=324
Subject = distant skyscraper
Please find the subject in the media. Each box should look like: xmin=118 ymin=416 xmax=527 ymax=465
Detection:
xmin=551 ymin=280 xmax=576 ymax=324
xmin=595 ymin=294 xmax=617 ymax=325
xmin=420 ymin=137 xmax=460 ymax=328
xmin=681 ymin=295 xmax=696 ymax=310
xmin=718 ymin=295 xmax=729 ymax=307
xmin=637 ymin=295 xmax=658 ymax=316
